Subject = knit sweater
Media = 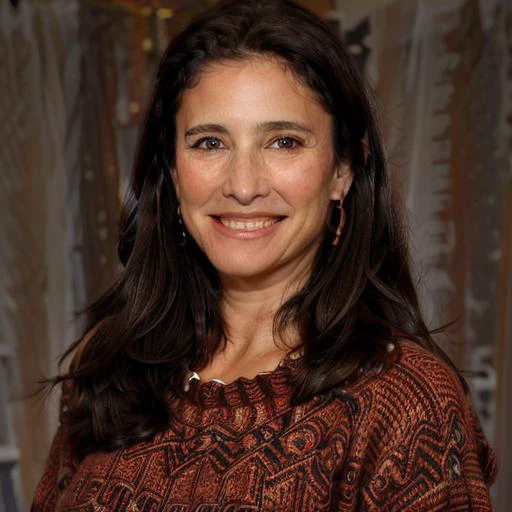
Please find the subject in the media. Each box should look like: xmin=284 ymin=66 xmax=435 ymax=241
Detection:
xmin=32 ymin=342 xmax=496 ymax=511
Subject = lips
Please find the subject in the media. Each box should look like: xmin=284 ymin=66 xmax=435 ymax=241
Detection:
xmin=210 ymin=212 xmax=285 ymax=233
xmin=218 ymin=218 xmax=279 ymax=231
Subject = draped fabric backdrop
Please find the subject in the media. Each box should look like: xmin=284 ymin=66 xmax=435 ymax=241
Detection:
xmin=0 ymin=0 xmax=510 ymax=509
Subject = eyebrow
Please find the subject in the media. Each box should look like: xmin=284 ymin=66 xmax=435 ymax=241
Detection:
xmin=185 ymin=124 xmax=229 ymax=137
xmin=256 ymin=121 xmax=313 ymax=135
xmin=184 ymin=121 xmax=313 ymax=138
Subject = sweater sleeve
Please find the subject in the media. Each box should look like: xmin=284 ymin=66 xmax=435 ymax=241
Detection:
xmin=31 ymin=381 xmax=77 ymax=512
xmin=359 ymin=402 xmax=496 ymax=511
xmin=334 ymin=344 xmax=497 ymax=512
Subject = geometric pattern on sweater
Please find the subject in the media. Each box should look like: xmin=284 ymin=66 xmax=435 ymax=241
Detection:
xmin=31 ymin=341 xmax=496 ymax=511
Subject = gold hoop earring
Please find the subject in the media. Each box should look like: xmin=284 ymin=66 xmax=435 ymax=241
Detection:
xmin=332 ymin=201 xmax=345 ymax=247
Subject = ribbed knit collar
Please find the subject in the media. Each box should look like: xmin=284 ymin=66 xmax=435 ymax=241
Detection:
xmin=179 ymin=351 xmax=303 ymax=412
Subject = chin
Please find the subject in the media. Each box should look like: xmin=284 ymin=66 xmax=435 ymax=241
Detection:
xmin=214 ymin=261 xmax=272 ymax=281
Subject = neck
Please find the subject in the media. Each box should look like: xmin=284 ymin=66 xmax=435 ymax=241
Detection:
xmin=219 ymin=265 xmax=310 ymax=360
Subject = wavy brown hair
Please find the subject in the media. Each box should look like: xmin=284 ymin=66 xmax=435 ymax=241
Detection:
xmin=53 ymin=0 xmax=463 ymax=456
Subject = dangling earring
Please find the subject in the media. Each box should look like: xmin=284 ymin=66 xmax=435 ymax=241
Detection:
xmin=332 ymin=201 xmax=345 ymax=247
xmin=177 ymin=205 xmax=187 ymax=245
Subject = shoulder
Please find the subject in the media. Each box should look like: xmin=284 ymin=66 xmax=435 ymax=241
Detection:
xmin=349 ymin=340 xmax=467 ymax=425
xmin=345 ymin=340 xmax=496 ymax=491
xmin=57 ymin=322 xmax=104 ymax=420
xmin=346 ymin=340 xmax=478 ymax=453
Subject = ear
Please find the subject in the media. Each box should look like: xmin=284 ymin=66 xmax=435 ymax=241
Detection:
xmin=329 ymin=162 xmax=353 ymax=202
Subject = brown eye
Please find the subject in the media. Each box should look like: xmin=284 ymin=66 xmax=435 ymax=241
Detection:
xmin=193 ymin=137 xmax=224 ymax=150
xmin=271 ymin=137 xmax=301 ymax=150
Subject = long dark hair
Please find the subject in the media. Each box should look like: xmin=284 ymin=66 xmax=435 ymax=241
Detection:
xmin=55 ymin=0 xmax=462 ymax=456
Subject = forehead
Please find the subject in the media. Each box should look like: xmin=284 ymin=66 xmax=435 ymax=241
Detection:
xmin=176 ymin=57 xmax=330 ymax=125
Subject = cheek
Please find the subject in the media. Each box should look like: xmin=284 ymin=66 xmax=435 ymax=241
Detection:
xmin=174 ymin=156 xmax=216 ymax=206
xmin=277 ymin=157 xmax=335 ymax=207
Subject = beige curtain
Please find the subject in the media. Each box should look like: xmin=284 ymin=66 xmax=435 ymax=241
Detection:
xmin=0 ymin=1 xmax=80 ymax=508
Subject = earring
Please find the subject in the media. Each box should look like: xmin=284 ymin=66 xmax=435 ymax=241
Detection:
xmin=332 ymin=201 xmax=345 ymax=247
xmin=177 ymin=205 xmax=187 ymax=245
xmin=361 ymin=137 xmax=372 ymax=167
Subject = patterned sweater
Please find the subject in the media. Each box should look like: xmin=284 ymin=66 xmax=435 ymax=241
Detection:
xmin=32 ymin=342 xmax=496 ymax=511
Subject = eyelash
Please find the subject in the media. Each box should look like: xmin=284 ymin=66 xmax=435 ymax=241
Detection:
xmin=191 ymin=137 xmax=224 ymax=151
xmin=269 ymin=136 xmax=303 ymax=150
xmin=190 ymin=135 xmax=304 ymax=151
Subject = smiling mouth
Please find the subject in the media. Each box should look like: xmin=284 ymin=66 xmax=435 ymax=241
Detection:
xmin=215 ymin=217 xmax=282 ymax=231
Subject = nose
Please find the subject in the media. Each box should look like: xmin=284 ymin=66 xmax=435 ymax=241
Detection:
xmin=221 ymin=149 xmax=270 ymax=205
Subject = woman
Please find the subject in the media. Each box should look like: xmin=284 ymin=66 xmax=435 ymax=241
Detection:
xmin=33 ymin=0 xmax=496 ymax=510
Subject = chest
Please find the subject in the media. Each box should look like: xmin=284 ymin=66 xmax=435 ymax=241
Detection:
xmin=55 ymin=400 xmax=356 ymax=511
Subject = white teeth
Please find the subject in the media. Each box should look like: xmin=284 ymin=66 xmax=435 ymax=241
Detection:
xmin=219 ymin=218 xmax=278 ymax=230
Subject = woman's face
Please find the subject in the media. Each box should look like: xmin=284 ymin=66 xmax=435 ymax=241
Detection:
xmin=173 ymin=57 xmax=352 ymax=286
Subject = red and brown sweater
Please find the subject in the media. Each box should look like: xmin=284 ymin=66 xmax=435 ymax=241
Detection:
xmin=32 ymin=342 xmax=496 ymax=511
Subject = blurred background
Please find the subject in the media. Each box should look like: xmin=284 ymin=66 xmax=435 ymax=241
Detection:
xmin=0 ymin=0 xmax=510 ymax=510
